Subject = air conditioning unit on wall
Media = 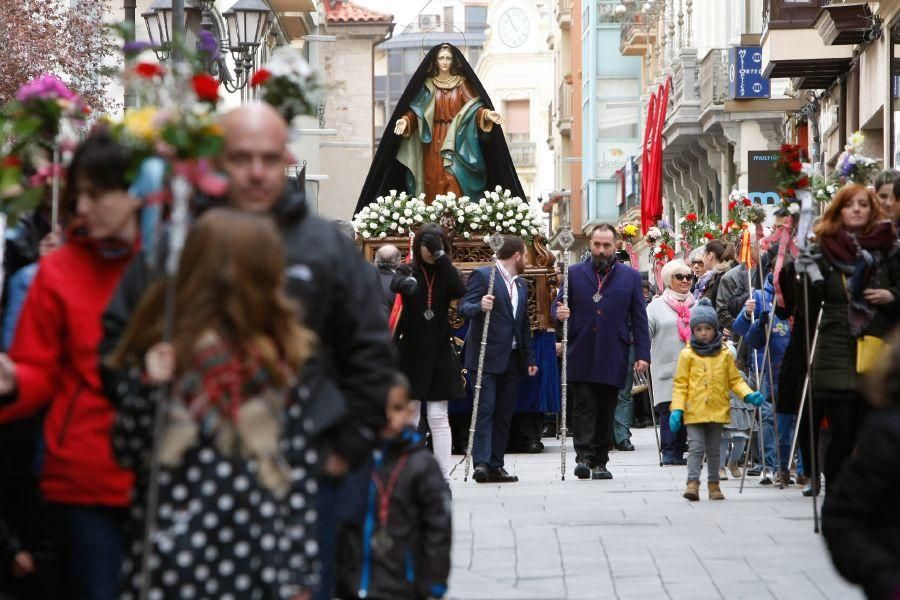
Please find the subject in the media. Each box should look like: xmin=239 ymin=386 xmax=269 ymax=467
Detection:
xmin=419 ymin=14 xmax=441 ymax=29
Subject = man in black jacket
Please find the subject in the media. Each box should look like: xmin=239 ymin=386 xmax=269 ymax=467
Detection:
xmin=100 ymin=103 xmax=394 ymax=598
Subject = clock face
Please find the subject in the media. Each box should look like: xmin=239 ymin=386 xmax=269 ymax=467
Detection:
xmin=498 ymin=7 xmax=529 ymax=48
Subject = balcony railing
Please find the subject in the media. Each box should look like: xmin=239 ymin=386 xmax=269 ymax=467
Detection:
xmin=556 ymin=80 xmax=573 ymax=134
xmin=509 ymin=141 xmax=536 ymax=168
xmin=555 ymin=0 xmax=572 ymax=28
xmin=699 ymin=48 xmax=728 ymax=110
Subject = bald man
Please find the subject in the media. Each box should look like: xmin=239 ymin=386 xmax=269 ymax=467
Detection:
xmin=375 ymin=244 xmax=401 ymax=311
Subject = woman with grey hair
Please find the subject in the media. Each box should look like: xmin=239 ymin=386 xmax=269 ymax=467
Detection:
xmin=646 ymin=260 xmax=694 ymax=464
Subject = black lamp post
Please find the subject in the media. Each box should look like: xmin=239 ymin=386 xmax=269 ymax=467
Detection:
xmin=142 ymin=0 xmax=272 ymax=89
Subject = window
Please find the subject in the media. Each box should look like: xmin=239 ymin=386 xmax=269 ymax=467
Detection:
xmin=597 ymin=105 xmax=639 ymax=140
xmin=597 ymin=78 xmax=640 ymax=99
xmin=444 ymin=7 xmax=454 ymax=32
xmin=468 ymin=48 xmax=482 ymax=67
xmin=465 ymin=6 xmax=488 ymax=33
xmin=404 ymin=49 xmax=420 ymax=74
xmin=374 ymin=101 xmax=386 ymax=128
xmin=504 ymin=100 xmax=531 ymax=135
xmin=388 ymin=52 xmax=402 ymax=74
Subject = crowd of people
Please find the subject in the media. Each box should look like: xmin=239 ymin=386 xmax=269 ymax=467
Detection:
xmin=0 ymin=100 xmax=899 ymax=599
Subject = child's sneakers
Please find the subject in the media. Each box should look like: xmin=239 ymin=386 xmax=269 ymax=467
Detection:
xmin=683 ymin=480 xmax=700 ymax=501
xmin=708 ymin=481 xmax=725 ymax=500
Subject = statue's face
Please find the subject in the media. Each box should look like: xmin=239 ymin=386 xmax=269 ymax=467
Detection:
xmin=436 ymin=49 xmax=453 ymax=75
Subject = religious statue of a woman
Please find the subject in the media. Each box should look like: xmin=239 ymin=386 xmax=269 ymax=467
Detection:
xmin=355 ymin=43 xmax=526 ymax=214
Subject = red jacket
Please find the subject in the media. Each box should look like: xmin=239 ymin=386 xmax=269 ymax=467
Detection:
xmin=0 ymin=235 xmax=136 ymax=506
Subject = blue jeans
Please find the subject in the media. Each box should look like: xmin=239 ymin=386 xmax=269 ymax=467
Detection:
xmin=656 ymin=402 xmax=687 ymax=462
xmin=613 ymin=347 xmax=635 ymax=444
xmin=49 ymin=504 xmax=125 ymax=600
xmin=759 ymin=397 xmax=802 ymax=473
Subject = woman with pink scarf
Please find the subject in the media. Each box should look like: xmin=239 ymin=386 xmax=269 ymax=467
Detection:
xmin=646 ymin=260 xmax=694 ymax=465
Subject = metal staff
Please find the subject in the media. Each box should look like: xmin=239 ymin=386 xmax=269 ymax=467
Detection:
xmin=464 ymin=233 xmax=507 ymax=482
xmin=740 ymin=269 xmax=769 ymax=493
xmin=801 ymin=275 xmax=821 ymax=533
xmin=51 ymin=145 xmax=61 ymax=231
xmin=788 ymin=302 xmax=824 ymax=479
xmin=138 ymin=175 xmax=192 ymax=600
xmin=756 ymin=248 xmax=784 ymax=488
xmin=640 ymin=369 xmax=663 ymax=466
xmin=556 ymin=227 xmax=575 ymax=480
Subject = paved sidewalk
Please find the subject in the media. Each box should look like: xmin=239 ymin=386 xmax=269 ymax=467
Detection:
xmin=447 ymin=427 xmax=861 ymax=600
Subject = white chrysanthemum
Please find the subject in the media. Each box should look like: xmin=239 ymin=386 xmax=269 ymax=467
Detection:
xmin=414 ymin=214 xmax=423 ymax=222
xmin=393 ymin=200 xmax=401 ymax=208
xmin=378 ymin=216 xmax=385 ymax=223
xmin=389 ymin=189 xmax=397 ymax=197
xmin=490 ymin=192 xmax=500 ymax=201
xmin=497 ymin=201 xmax=505 ymax=209
xmin=457 ymin=216 xmax=464 ymax=223
xmin=463 ymin=231 xmax=471 ymax=238
xmin=390 ymin=222 xmax=398 ymax=230
xmin=495 ymin=225 xmax=502 ymax=231
xmin=361 ymin=231 xmax=371 ymax=239
xmin=379 ymin=231 xmax=387 ymax=238
xmin=403 ymin=208 xmax=412 ymax=217
xmin=494 ymin=185 xmax=502 ymax=193
xmin=470 ymin=222 xmax=478 ymax=230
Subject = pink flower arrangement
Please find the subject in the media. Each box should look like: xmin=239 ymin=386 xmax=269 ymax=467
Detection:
xmin=16 ymin=74 xmax=79 ymax=103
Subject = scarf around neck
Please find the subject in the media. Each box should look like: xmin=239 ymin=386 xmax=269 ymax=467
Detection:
xmin=820 ymin=222 xmax=898 ymax=335
xmin=159 ymin=330 xmax=295 ymax=497
xmin=690 ymin=331 xmax=723 ymax=357
xmin=662 ymin=288 xmax=695 ymax=342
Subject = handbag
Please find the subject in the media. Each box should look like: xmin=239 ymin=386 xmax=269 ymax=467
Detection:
xmin=856 ymin=335 xmax=889 ymax=374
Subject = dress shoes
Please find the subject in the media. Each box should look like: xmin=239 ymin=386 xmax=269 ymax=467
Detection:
xmin=525 ymin=440 xmax=544 ymax=454
xmin=615 ymin=439 xmax=635 ymax=452
xmin=472 ymin=464 xmax=490 ymax=483
xmin=574 ymin=462 xmax=591 ymax=479
xmin=488 ymin=467 xmax=518 ymax=483
xmin=591 ymin=465 xmax=613 ymax=480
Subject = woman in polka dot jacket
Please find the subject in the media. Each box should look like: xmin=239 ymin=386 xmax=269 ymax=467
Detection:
xmin=107 ymin=209 xmax=322 ymax=599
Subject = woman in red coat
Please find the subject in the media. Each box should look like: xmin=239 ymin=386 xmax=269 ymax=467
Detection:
xmin=0 ymin=131 xmax=141 ymax=599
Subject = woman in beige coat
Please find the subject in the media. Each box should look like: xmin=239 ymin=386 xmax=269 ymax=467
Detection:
xmin=646 ymin=260 xmax=694 ymax=465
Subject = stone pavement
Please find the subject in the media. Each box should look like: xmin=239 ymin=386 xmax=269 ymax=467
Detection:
xmin=446 ymin=427 xmax=862 ymax=600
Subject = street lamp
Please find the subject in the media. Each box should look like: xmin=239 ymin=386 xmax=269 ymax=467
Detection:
xmin=142 ymin=0 xmax=273 ymax=91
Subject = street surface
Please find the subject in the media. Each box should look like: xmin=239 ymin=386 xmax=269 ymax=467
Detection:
xmin=447 ymin=427 xmax=862 ymax=600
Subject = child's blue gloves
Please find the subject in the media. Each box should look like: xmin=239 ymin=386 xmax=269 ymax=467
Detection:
xmin=744 ymin=391 xmax=765 ymax=406
xmin=669 ymin=409 xmax=684 ymax=432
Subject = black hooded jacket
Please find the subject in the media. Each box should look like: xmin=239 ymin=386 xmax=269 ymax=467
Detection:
xmin=336 ymin=428 xmax=451 ymax=600
xmin=354 ymin=43 xmax=526 ymax=216
xmin=99 ymin=186 xmax=394 ymax=468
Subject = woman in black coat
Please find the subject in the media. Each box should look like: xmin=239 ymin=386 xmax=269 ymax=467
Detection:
xmin=390 ymin=224 xmax=466 ymax=480
xmin=823 ymin=329 xmax=900 ymax=600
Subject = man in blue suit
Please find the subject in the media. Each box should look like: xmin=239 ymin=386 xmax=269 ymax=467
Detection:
xmin=460 ymin=236 xmax=538 ymax=483
xmin=553 ymin=224 xmax=650 ymax=480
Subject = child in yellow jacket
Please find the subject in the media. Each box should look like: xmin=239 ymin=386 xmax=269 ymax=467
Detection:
xmin=670 ymin=299 xmax=764 ymax=501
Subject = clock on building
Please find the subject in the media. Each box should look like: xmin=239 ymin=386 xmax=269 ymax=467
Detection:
xmin=497 ymin=7 xmax=529 ymax=48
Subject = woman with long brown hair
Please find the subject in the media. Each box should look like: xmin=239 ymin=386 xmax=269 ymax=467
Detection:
xmin=783 ymin=183 xmax=900 ymax=495
xmin=693 ymin=239 xmax=735 ymax=304
xmin=109 ymin=208 xmax=321 ymax=599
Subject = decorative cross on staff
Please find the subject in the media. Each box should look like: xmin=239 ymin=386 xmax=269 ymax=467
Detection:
xmin=556 ymin=226 xmax=574 ymax=480
xmin=463 ymin=231 xmax=506 ymax=482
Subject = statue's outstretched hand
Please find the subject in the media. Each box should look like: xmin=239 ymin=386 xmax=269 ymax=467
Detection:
xmin=486 ymin=111 xmax=505 ymax=126
xmin=394 ymin=117 xmax=408 ymax=136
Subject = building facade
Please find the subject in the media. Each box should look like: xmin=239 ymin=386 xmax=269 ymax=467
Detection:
xmin=476 ymin=0 xmax=555 ymax=205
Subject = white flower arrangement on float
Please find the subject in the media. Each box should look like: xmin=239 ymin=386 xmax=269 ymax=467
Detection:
xmin=352 ymin=189 xmax=429 ymax=239
xmin=352 ymin=186 xmax=543 ymax=241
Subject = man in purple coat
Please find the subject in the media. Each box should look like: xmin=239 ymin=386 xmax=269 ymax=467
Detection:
xmin=553 ymin=224 xmax=650 ymax=479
